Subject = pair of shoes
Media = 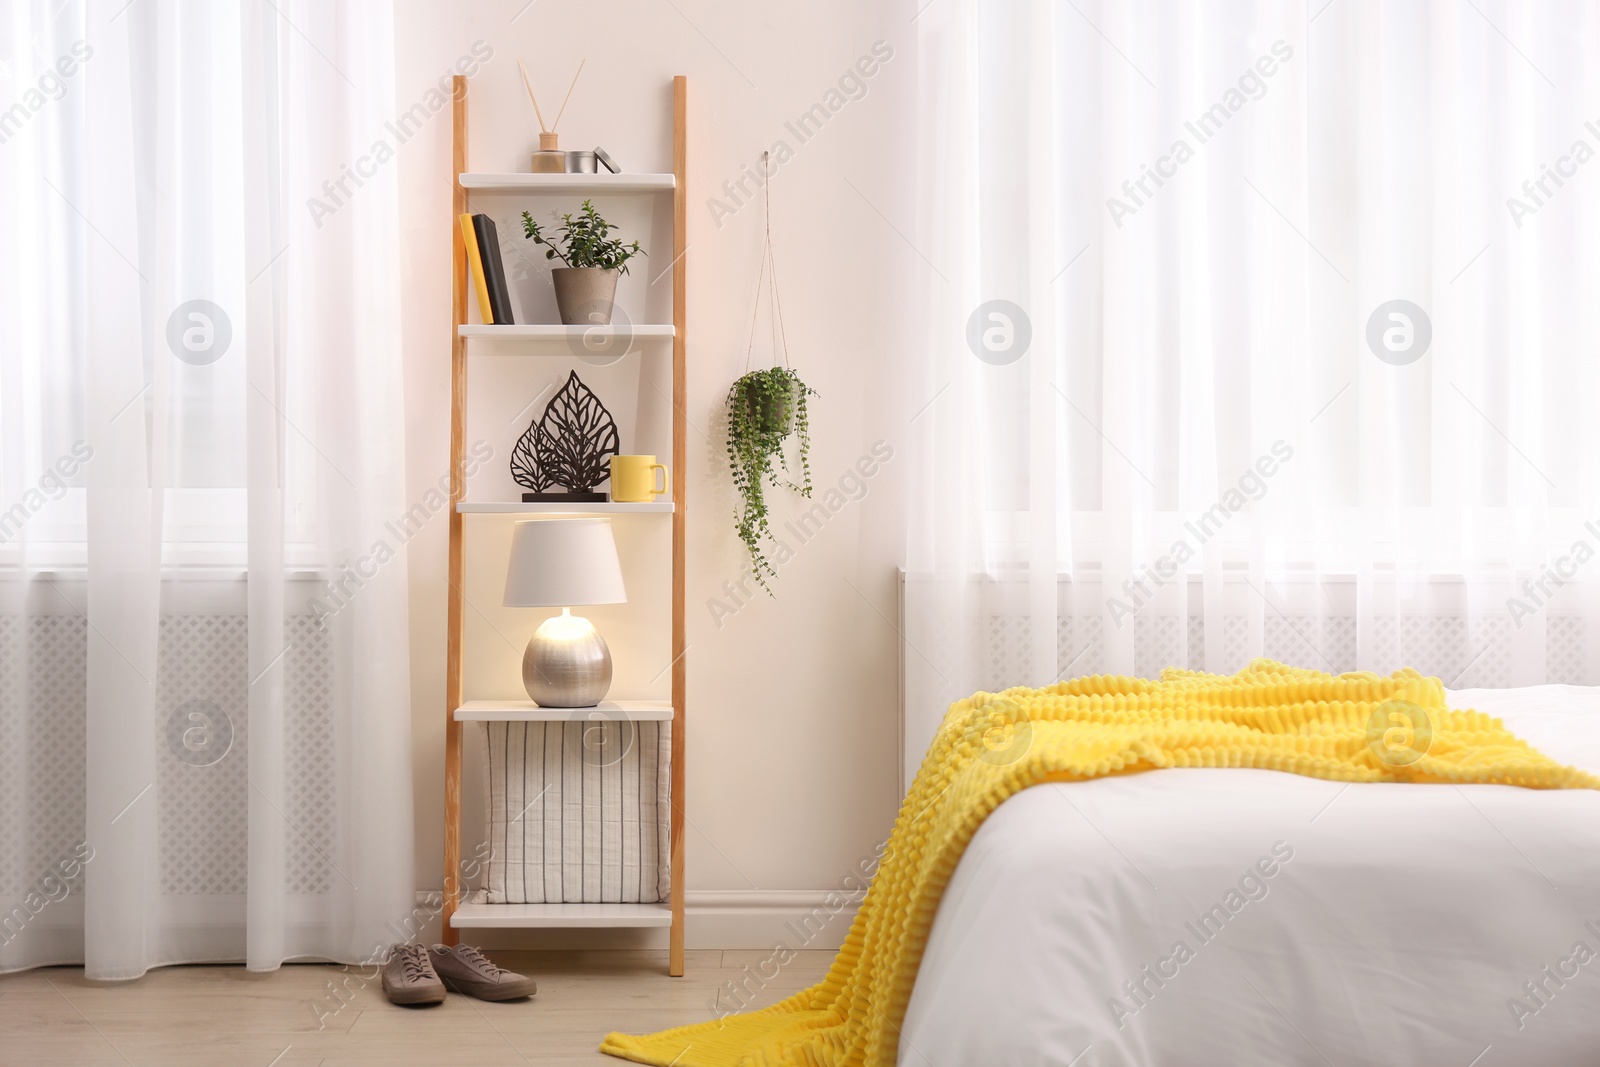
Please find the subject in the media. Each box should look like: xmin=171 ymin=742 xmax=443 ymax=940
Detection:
xmin=380 ymin=942 xmax=537 ymax=1006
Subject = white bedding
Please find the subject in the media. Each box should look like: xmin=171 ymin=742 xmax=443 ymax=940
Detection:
xmin=899 ymin=685 xmax=1600 ymax=1066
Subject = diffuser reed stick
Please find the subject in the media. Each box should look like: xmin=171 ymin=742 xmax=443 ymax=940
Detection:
xmin=517 ymin=58 xmax=548 ymax=133
xmin=552 ymin=59 xmax=584 ymax=131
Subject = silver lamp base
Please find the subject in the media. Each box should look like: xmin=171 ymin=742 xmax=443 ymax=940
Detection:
xmin=522 ymin=609 xmax=613 ymax=707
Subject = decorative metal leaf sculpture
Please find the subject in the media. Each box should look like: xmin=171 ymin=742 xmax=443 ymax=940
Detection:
xmin=510 ymin=421 xmax=554 ymax=493
xmin=534 ymin=371 xmax=619 ymax=492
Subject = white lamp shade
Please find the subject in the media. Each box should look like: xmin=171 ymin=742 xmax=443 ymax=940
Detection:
xmin=503 ymin=518 xmax=627 ymax=607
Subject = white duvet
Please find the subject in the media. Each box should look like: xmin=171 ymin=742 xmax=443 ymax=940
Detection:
xmin=899 ymin=685 xmax=1600 ymax=1067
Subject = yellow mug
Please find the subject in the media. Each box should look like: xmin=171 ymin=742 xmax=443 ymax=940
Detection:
xmin=610 ymin=455 xmax=669 ymax=502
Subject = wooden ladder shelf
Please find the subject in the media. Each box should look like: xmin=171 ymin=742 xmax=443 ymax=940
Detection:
xmin=441 ymin=75 xmax=689 ymax=976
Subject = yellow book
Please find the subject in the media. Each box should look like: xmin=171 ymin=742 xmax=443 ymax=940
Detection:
xmin=459 ymin=213 xmax=496 ymax=324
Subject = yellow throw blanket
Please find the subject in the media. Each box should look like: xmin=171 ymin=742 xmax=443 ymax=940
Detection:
xmin=602 ymin=661 xmax=1600 ymax=1067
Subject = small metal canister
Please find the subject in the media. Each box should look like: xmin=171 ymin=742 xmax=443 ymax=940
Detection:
xmin=566 ymin=150 xmax=598 ymax=173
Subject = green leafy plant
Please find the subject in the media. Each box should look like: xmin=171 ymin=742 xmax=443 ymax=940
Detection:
xmin=726 ymin=366 xmax=817 ymax=591
xmin=521 ymin=199 xmax=645 ymax=272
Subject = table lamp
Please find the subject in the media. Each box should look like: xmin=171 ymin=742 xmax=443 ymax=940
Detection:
xmin=503 ymin=518 xmax=627 ymax=707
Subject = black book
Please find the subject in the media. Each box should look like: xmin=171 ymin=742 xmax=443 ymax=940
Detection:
xmin=470 ymin=214 xmax=515 ymax=325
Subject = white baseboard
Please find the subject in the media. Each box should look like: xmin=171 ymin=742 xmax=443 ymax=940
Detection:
xmin=414 ymin=889 xmax=861 ymax=951
xmin=684 ymin=890 xmax=860 ymax=950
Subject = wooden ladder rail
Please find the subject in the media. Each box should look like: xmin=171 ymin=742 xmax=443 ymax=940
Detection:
xmin=442 ymin=73 xmax=468 ymax=945
xmin=669 ymin=74 xmax=688 ymax=978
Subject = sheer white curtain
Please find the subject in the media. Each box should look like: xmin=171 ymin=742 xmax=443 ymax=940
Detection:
xmin=904 ymin=0 xmax=1600 ymax=780
xmin=0 ymin=0 xmax=413 ymax=978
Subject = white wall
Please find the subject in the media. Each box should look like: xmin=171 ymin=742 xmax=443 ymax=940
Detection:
xmin=394 ymin=0 xmax=914 ymax=945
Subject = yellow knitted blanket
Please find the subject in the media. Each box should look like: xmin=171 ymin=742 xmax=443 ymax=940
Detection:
xmin=601 ymin=661 xmax=1600 ymax=1067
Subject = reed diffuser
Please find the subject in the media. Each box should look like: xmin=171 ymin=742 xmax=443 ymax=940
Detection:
xmin=519 ymin=58 xmax=585 ymax=174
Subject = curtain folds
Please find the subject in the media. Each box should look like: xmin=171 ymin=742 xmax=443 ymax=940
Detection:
xmin=904 ymin=0 xmax=1600 ymax=783
xmin=0 ymin=0 xmax=412 ymax=978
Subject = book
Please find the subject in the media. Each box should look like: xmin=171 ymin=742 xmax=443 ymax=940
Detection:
xmin=459 ymin=213 xmax=495 ymax=324
xmin=471 ymin=214 xmax=515 ymax=326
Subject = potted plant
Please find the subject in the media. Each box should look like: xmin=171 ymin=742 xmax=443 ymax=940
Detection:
xmin=749 ymin=373 xmax=796 ymax=435
xmin=521 ymin=199 xmax=645 ymax=325
xmin=725 ymin=366 xmax=817 ymax=590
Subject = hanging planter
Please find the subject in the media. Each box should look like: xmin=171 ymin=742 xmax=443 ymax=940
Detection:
xmin=727 ymin=366 xmax=815 ymax=589
xmin=725 ymin=154 xmax=816 ymax=592
xmin=746 ymin=372 xmax=795 ymax=435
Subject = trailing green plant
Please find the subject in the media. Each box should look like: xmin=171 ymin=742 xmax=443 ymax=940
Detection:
xmin=726 ymin=366 xmax=817 ymax=591
xmin=521 ymin=199 xmax=645 ymax=272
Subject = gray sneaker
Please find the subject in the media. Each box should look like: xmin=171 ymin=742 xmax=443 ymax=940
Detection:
xmin=428 ymin=943 xmax=537 ymax=1000
xmin=381 ymin=942 xmax=446 ymax=1006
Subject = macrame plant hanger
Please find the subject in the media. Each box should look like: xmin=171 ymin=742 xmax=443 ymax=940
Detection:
xmin=724 ymin=152 xmax=813 ymax=591
xmin=742 ymin=152 xmax=792 ymax=375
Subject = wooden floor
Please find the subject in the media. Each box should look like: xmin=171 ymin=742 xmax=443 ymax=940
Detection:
xmin=0 ymin=948 xmax=832 ymax=1066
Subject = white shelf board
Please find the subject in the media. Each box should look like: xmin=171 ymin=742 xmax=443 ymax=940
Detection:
xmin=460 ymin=173 xmax=675 ymax=192
xmin=456 ymin=501 xmax=674 ymax=515
xmin=451 ymin=898 xmax=673 ymax=929
xmin=455 ymin=699 xmax=673 ymax=722
xmin=458 ymin=324 xmax=675 ymax=340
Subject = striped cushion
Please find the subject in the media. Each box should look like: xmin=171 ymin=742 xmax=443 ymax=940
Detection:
xmin=478 ymin=719 xmax=671 ymax=904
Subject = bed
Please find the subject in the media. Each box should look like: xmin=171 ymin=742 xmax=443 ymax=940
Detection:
xmin=898 ymin=684 xmax=1600 ymax=1066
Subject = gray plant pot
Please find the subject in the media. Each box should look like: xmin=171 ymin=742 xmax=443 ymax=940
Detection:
xmin=551 ymin=267 xmax=620 ymax=326
xmin=747 ymin=381 xmax=795 ymax=436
